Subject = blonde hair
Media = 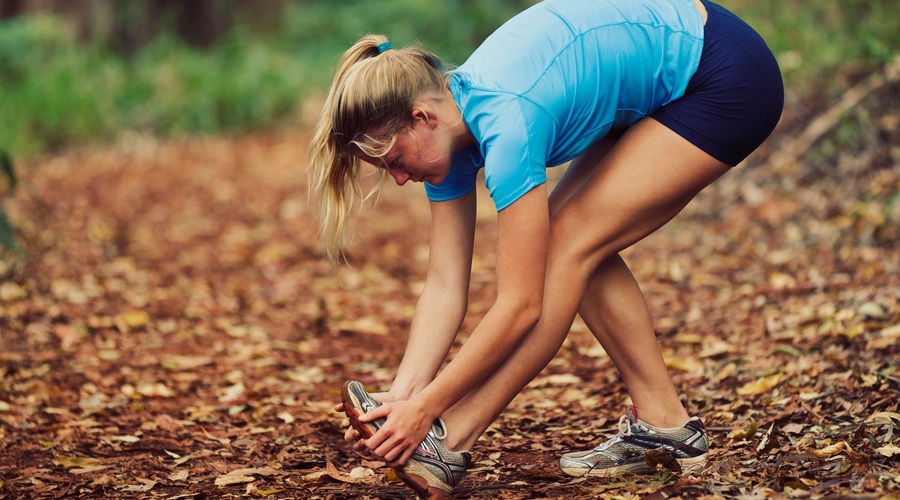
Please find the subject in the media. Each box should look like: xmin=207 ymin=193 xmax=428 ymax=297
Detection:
xmin=308 ymin=34 xmax=448 ymax=262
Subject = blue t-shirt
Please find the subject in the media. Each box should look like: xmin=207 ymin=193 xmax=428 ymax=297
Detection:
xmin=424 ymin=0 xmax=705 ymax=211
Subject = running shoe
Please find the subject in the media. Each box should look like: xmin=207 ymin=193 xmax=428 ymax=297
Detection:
xmin=341 ymin=380 xmax=385 ymax=439
xmin=340 ymin=380 xmax=470 ymax=498
xmin=559 ymin=406 xmax=708 ymax=477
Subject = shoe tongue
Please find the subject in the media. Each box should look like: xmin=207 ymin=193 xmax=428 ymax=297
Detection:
xmin=627 ymin=405 xmax=639 ymax=423
xmin=430 ymin=417 xmax=448 ymax=439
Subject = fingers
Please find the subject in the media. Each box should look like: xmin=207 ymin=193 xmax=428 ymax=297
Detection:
xmin=335 ymin=397 xmax=424 ymax=467
xmin=343 ymin=426 xmax=361 ymax=442
xmin=352 ymin=438 xmax=371 ymax=456
xmin=357 ymin=404 xmax=390 ymax=423
xmin=382 ymin=443 xmax=416 ymax=468
xmin=385 ymin=446 xmax=416 ymax=468
xmin=368 ymin=429 xmax=417 ymax=466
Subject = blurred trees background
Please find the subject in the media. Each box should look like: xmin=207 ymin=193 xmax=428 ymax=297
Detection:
xmin=3 ymin=0 xmax=294 ymax=51
xmin=0 ymin=0 xmax=536 ymax=157
xmin=0 ymin=0 xmax=897 ymax=158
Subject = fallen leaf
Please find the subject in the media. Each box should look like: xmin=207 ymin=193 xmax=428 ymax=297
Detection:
xmin=333 ymin=316 xmax=388 ymax=335
xmin=699 ymin=339 xmax=733 ymax=358
xmin=0 ymin=282 xmax=27 ymax=301
xmin=349 ymin=467 xmax=375 ymax=480
xmin=737 ymin=373 xmax=784 ymax=395
xmin=645 ymin=448 xmax=682 ymax=473
xmin=384 ymin=468 xmax=402 ymax=483
xmin=866 ymin=412 xmax=900 ymax=425
xmin=531 ymin=374 xmax=582 ymax=387
xmin=215 ymin=474 xmax=256 ymax=487
xmin=810 ymin=441 xmax=849 ymax=458
xmin=118 ymin=479 xmax=156 ymax=493
xmin=218 ymin=382 xmax=246 ymax=403
xmin=664 ymin=353 xmax=704 ymax=372
xmin=782 ymin=423 xmax=806 ymax=434
xmin=214 ymin=467 xmax=280 ymax=487
xmin=728 ymin=419 xmax=759 ymax=439
xmin=119 ymin=310 xmax=150 ymax=329
xmin=113 ymin=435 xmax=140 ymax=443
xmin=875 ymin=443 xmax=900 ymax=457
xmin=858 ymin=302 xmax=887 ymax=319
xmin=141 ymin=383 xmax=175 ymax=398
xmin=56 ymin=455 xmax=103 ymax=468
xmin=254 ymin=488 xmax=284 ymax=496
xmin=768 ymin=271 xmax=797 ymax=289
xmin=168 ymin=470 xmax=189 ymax=481
xmin=161 ymin=355 xmax=214 ymax=371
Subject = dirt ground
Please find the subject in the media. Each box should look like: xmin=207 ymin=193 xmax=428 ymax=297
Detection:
xmin=1 ymin=84 xmax=898 ymax=499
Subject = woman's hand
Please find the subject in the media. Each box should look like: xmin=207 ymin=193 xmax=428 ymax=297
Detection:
xmin=355 ymin=397 xmax=436 ymax=467
xmin=333 ymin=391 xmax=399 ymax=460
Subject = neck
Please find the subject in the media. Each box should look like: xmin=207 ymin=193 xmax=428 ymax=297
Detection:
xmin=441 ymin=87 xmax=475 ymax=152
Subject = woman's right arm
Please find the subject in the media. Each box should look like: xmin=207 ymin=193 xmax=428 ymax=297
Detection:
xmin=389 ymin=188 xmax=477 ymax=400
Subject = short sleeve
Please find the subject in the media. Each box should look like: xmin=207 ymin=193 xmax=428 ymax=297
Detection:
xmin=479 ymin=98 xmax=554 ymax=211
xmin=424 ymin=145 xmax=481 ymax=202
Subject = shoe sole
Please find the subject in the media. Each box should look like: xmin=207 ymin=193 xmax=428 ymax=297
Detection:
xmin=340 ymin=381 xmax=380 ymax=439
xmin=561 ymin=453 xmax=707 ymax=477
xmin=395 ymin=459 xmax=453 ymax=499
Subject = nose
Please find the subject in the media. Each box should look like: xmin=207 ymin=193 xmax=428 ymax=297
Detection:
xmin=389 ymin=168 xmax=410 ymax=186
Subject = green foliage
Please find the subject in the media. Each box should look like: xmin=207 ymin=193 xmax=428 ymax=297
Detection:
xmin=279 ymin=0 xmax=533 ymax=75
xmin=0 ymin=1 xmax=534 ymax=158
xmin=726 ymin=0 xmax=898 ymax=86
xmin=0 ymin=15 xmax=121 ymax=155
xmin=0 ymin=150 xmax=18 ymax=250
xmin=124 ymin=32 xmax=304 ymax=134
xmin=0 ymin=0 xmax=895 ymax=158
xmin=0 ymin=150 xmax=16 ymax=189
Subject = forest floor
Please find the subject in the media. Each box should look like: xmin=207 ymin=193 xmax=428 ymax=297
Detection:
xmin=1 ymin=80 xmax=898 ymax=499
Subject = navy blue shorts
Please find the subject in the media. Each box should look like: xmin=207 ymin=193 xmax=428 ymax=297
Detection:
xmin=652 ymin=0 xmax=784 ymax=166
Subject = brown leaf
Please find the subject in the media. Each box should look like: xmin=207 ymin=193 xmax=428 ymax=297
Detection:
xmin=214 ymin=467 xmax=281 ymax=487
xmin=645 ymin=448 xmax=682 ymax=473
xmin=737 ymin=373 xmax=784 ymax=395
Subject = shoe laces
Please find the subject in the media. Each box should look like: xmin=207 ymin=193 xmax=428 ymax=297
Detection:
xmin=593 ymin=415 xmax=649 ymax=452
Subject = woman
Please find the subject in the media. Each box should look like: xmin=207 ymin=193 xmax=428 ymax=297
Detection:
xmin=309 ymin=0 xmax=783 ymax=497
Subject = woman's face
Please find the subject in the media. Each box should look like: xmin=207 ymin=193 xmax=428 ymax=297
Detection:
xmin=358 ymin=113 xmax=453 ymax=186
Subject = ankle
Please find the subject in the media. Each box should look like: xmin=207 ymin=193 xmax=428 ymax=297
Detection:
xmin=631 ymin=404 xmax=691 ymax=429
xmin=439 ymin=419 xmax=475 ymax=452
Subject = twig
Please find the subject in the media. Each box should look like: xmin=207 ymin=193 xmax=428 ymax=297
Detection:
xmin=771 ymin=55 xmax=900 ymax=172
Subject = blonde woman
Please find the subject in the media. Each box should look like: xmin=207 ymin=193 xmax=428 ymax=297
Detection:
xmin=310 ymin=0 xmax=783 ymax=497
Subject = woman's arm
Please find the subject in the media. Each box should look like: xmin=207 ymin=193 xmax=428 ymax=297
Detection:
xmin=418 ymin=183 xmax=549 ymax=411
xmin=390 ymin=189 xmax=478 ymax=399
xmin=361 ymin=184 xmax=550 ymax=464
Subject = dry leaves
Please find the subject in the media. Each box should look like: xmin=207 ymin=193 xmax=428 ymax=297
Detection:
xmin=0 ymin=86 xmax=897 ymax=499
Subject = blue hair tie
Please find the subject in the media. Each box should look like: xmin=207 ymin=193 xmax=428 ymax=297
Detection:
xmin=376 ymin=41 xmax=392 ymax=54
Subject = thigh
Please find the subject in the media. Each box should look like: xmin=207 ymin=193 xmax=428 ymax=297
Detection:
xmin=548 ymin=128 xmax=626 ymax=216
xmin=550 ymin=117 xmax=729 ymax=273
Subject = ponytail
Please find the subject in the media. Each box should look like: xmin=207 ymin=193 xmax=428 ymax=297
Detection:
xmin=307 ymin=35 xmax=448 ymax=263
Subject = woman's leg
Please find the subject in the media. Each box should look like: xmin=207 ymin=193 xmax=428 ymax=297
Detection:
xmin=547 ymin=127 xmax=690 ymax=426
xmin=440 ymin=117 xmax=729 ymax=451
xmin=578 ymin=255 xmax=689 ymax=427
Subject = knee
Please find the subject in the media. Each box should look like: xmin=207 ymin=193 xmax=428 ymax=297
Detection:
xmin=548 ymin=221 xmax=615 ymax=277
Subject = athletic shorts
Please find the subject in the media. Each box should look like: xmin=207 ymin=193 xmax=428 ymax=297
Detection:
xmin=652 ymin=0 xmax=784 ymax=166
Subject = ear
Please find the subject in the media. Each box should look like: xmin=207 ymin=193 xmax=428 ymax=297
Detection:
xmin=411 ymin=106 xmax=438 ymax=128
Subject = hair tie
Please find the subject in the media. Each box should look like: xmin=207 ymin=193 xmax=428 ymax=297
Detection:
xmin=376 ymin=41 xmax=392 ymax=54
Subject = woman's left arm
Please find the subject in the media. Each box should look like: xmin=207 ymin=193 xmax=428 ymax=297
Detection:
xmin=362 ymin=183 xmax=550 ymax=464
